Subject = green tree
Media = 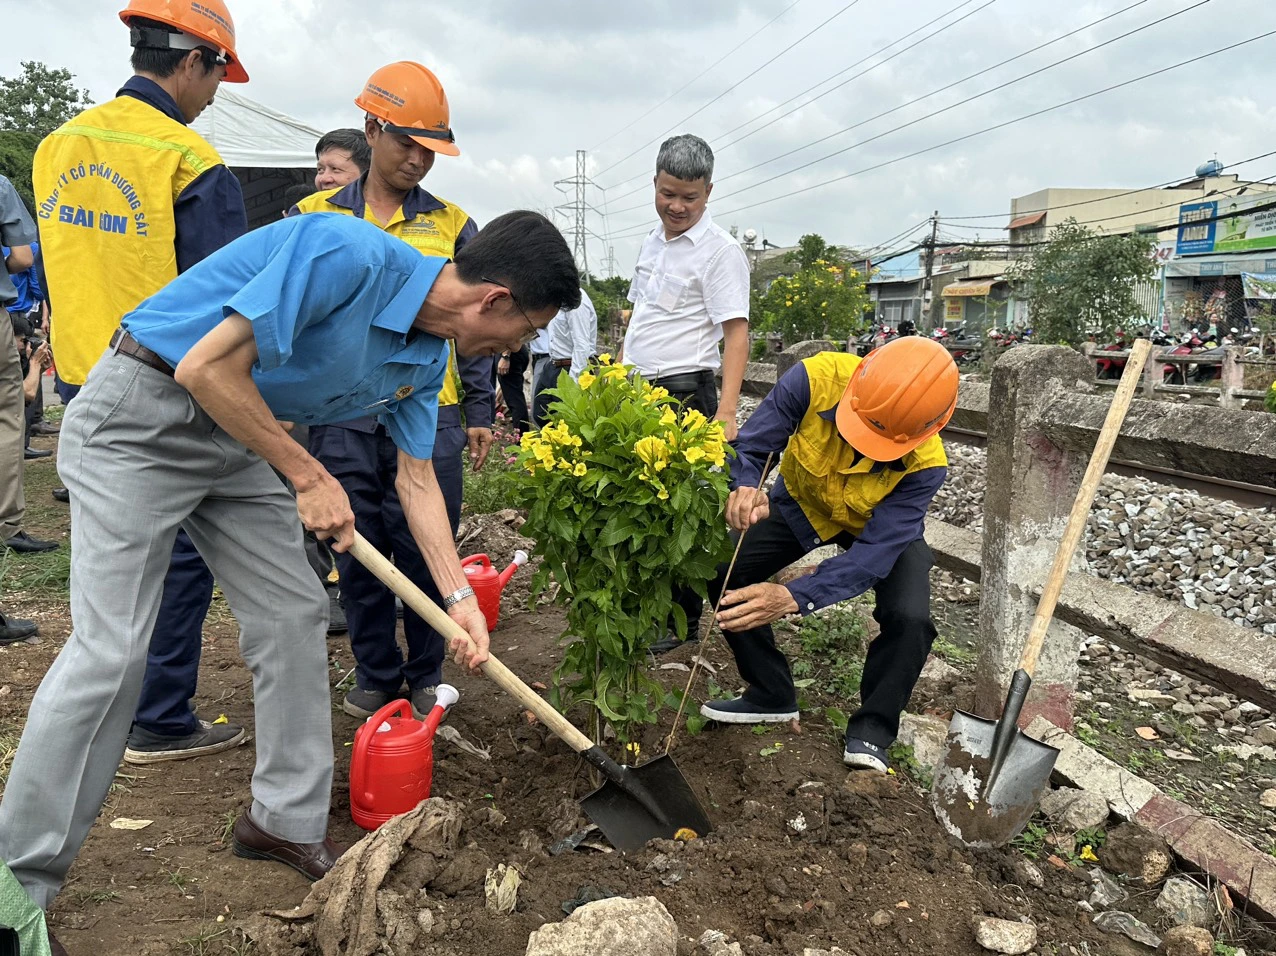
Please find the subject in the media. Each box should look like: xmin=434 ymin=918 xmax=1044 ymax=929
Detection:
xmin=785 ymin=233 xmax=840 ymax=271
xmin=0 ymin=132 xmax=41 ymax=214
xmin=755 ymin=258 xmax=871 ymax=345
xmin=0 ymin=61 xmax=94 ymax=137
xmin=1008 ymin=218 xmax=1156 ymax=348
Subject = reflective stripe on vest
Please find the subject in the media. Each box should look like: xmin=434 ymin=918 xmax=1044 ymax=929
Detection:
xmin=777 ymin=351 xmax=948 ymax=538
xmin=33 ymin=95 xmax=224 ymax=385
xmin=294 ymin=189 xmax=470 ymax=407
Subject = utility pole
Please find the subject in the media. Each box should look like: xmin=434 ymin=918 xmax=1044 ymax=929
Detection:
xmin=554 ymin=150 xmax=606 ymax=280
xmin=922 ymin=210 xmax=939 ymax=330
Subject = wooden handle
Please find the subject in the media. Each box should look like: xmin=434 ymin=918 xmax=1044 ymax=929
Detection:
xmin=1018 ymin=338 xmax=1153 ymax=676
xmin=346 ymin=533 xmax=596 ymax=754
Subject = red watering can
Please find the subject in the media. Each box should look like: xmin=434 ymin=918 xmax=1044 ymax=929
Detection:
xmin=349 ymin=684 xmax=459 ymax=830
xmin=461 ymin=550 xmax=528 ymax=631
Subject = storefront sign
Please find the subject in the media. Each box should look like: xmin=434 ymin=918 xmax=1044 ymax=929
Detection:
xmin=1176 ymin=194 xmax=1276 ymax=255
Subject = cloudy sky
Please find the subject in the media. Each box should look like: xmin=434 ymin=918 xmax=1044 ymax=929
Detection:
xmin=8 ymin=0 xmax=1275 ymax=275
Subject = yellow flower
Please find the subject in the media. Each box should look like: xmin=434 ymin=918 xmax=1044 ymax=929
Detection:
xmin=573 ymin=462 xmax=587 ymax=477
xmin=702 ymin=440 xmax=726 ymax=468
xmin=597 ymin=353 xmax=613 ymax=365
xmin=634 ymin=436 xmax=669 ymax=466
xmin=654 ymin=459 xmax=667 ymax=472
xmin=557 ymin=458 xmax=572 ymax=470
xmin=656 ymin=488 xmax=669 ymax=501
xmin=683 ymin=446 xmax=706 ymax=464
xmin=659 ymin=407 xmax=677 ymax=426
xmin=578 ymin=371 xmax=596 ymax=389
xmin=681 ymin=408 xmax=708 ymax=430
xmin=647 ymin=386 xmax=670 ymax=402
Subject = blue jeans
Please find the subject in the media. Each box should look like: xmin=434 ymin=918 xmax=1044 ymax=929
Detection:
xmin=310 ymin=416 xmax=465 ymax=691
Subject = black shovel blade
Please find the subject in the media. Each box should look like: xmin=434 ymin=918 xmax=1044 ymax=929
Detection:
xmin=579 ymin=753 xmax=713 ymax=853
xmin=930 ymin=710 xmax=1059 ymax=848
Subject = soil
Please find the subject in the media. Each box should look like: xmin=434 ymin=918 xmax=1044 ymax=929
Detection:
xmin=3 ymin=443 xmax=1273 ymax=954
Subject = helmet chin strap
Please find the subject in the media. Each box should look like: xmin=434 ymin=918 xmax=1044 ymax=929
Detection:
xmin=129 ymin=25 xmax=230 ymax=64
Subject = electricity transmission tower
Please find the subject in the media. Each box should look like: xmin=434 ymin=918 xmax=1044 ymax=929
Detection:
xmin=554 ymin=150 xmax=608 ymax=279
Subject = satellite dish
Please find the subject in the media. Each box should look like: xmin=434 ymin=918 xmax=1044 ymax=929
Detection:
xmin=742 ymin=228 xmax=758 ymax=245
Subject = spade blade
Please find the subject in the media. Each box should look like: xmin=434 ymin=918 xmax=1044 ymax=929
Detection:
xmin=579 ymin=754 xmax=713 ymax=853
xmin=930 ymin=709 xmax=1059 ymax=848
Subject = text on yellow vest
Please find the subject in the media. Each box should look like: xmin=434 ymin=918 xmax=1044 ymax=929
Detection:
xmin=294 ymin=188 xmax=471 ymax=407
xmin=778 ymin=352 xmax=947 ymax=538
xmin=33 ymin=95 xmax=226 ymax=385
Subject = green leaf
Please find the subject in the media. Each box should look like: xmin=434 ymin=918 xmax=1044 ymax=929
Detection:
xmin=824 ymin=706 xmax=849 ymax=734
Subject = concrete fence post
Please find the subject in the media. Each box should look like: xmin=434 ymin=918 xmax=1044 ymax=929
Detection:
xmin=1219 ymin=346 xmax=1244 ymax=409
xmin=1142 ymin=344 xmax=1163 ymax=398
xmin=975 ymin=345 xmax=1093 ymax=730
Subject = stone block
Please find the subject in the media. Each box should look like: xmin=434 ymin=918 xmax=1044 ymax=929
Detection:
xmin=525 ymin=896 xmax=676 ymax=956
xmin=775 ymin=340 xmax=837 ymax=381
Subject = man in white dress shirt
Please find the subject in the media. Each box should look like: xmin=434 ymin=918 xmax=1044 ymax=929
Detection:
xmin=621 ymin=134 xmax=750 ymax=655
xmin=531 ymin=289 xmax=597 ymax=426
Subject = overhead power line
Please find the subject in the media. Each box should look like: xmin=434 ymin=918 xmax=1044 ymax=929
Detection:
xmin=586 ymin=0 xmax=804 ymax=153
xmin=940 ymin=148 xmax=1276 ymax=221
xmin=594 ymin=0 xmax=868 ymax=185
xmin=601 ymin=0 xmax=998 ymax=204
xmin=604 ymin=0 xmax=1209 ymax=225
xmin=604 ymin=28 xmax=1276 ymax=242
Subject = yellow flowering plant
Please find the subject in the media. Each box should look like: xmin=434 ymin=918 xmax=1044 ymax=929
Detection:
xmin=511 ymin=356 xmax=733 ymax=742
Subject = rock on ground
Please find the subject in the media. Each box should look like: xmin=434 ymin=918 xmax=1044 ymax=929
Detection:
xmin=1038 ymin=787 xmax=1110 ymax=831
xmin=1155 ymin=877 xmax=1212 ymax=928
xmin=972 ymin=916 xmax=1037 ymax=954
xmin=524 ymin=896 xmax=676 ymax=956
xmin=1097 ymin=823 xmax=1172 ymax=884
xmin=897 ymin=712 xmax=950 ymax=772
xmin=1159 ymin=925 xmax=1214 ymax=956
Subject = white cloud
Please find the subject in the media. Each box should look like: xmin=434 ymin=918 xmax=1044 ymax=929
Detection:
xmin=6 ymin=0 xmax=1274 ymax=272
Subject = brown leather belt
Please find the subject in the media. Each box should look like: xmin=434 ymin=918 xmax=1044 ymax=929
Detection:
xmin=110 ymin=328 xmax=174 ymax=376
xmin=551 ymin=358 xmax=572 ymax=369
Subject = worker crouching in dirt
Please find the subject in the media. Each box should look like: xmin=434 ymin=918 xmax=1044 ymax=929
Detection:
xmin=0 ymin=210 xmax=580 ymax=926
xmin=697 ymin=336 xmax=959 ymax=773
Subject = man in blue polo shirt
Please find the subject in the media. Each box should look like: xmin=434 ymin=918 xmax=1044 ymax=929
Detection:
xmin=0 ymin=209 xmax=580 ymax=917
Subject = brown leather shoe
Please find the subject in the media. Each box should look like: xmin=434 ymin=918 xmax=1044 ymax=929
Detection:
xmin=231 ymin=808 xmax=345 ymax=881
xmin=49 ymin=930 xmax=68 ymax=956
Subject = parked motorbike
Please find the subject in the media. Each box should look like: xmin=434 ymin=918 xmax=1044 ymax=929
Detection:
xmin=1094 ymin=329 xmax=1130 ymax=380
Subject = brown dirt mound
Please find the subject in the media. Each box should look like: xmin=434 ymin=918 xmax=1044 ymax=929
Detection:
xmin=245 ymin=632 xmax=1143 ymax=956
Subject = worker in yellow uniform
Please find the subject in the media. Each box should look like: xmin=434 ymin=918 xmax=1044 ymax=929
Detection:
xmin=293 ymin=61 xmax=494 ymax=721
xmin=31 ymin=0 xmax=250 ymax=770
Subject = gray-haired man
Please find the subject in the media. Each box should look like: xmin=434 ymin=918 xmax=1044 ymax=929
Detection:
xmin=621 ymin=135 xmax=750 ymax=655
xmin=621 ymin=136 xmax=749 ymax=438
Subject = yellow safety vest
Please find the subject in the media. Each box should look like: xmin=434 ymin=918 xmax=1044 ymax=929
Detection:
xmin=778 ymin=352 xmax=948 ymax=538
xmin=294 ymin=185 xmax=471 ymax=406
xmin=33 ymin=95 xmax=225 ymax=385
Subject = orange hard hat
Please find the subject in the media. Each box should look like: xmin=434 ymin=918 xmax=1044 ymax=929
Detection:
xmin=120 ymin=0 xmax=248 ymax=83
xmin=355 ymin=61 xmax=459 ymax=157
xmin=835 ymin=336 xmax=958 ymax=461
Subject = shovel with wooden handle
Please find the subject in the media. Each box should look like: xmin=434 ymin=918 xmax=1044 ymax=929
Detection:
xmin=347 ymin=533 xmax=713 ymax=852
xmin=930 ymin=339 xmax=1153 ymax=847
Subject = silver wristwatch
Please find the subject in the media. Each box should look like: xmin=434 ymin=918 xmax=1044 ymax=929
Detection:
xmin=442 ymin=585 xmax=476 ymax=609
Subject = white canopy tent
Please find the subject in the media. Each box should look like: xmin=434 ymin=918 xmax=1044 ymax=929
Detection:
xmin=192 ymin=89 xmax=325 ymax=226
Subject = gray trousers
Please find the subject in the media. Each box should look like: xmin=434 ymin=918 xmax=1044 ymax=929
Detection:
xmin=0 ymin=352 xmax=333 ymax=909
xmin=0 ymin=335 xmax=24 ymax=540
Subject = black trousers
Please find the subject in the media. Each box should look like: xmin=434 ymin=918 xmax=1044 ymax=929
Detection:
xmin=704 ymin=506 xmax=937 ymax=748
xmin=498 ymin=345 xmax=531 ymax=434
xmin=310 ymin=422 xmax=466 ymax=690
xmin=663 ymin=375 xmax=720 ymax=637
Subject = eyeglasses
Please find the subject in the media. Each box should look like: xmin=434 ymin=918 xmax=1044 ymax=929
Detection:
xmin=482 ymin=277 xmax=540 ymax=345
